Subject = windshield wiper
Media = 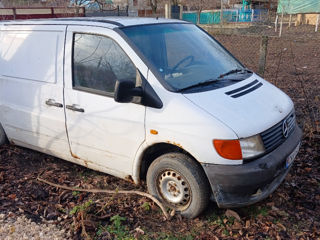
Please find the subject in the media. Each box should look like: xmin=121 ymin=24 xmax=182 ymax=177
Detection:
xmin=178 ymin=69 xmax=253 ymax=92
xmin=219 ymin=68 xmax=252 ymax=79
xmin=178 ymin=79 xmax=219 ymax=92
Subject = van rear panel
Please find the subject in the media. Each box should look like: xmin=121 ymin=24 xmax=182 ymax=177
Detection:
xmin=0 ymin=25 xmax=66 ymax=84
xmin=0 ymin=24 xmax=69 ymax=160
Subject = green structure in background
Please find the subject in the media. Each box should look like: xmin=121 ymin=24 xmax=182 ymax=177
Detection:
xmin=183 ymin=10 xmax=239 ymax=25
xmin=277 ymin=0 xmax=320 ymax=14
xmin=242 ymin=0 xmax=251 ymax=9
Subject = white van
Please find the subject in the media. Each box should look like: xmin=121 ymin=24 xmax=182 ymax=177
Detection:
xmin=0 ymin=17 xmax=302 ymax=218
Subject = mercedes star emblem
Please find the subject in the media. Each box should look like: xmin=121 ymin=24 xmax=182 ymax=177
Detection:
xmin=282 ymin=120 xmax=289 ymax=138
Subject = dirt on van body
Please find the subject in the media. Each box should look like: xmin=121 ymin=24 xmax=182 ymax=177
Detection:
xmin=0 ymin=25 xmax=319 ymax=239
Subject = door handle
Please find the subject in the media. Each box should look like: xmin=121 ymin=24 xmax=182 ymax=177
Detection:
xmin=46 ymin=99 xmax=63 ymax=108
xmin=66 ymin=104 xmax=85 ymax=113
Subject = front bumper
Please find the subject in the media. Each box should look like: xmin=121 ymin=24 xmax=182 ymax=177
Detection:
xmin=202 ymin=125 xmax=302 ymax=208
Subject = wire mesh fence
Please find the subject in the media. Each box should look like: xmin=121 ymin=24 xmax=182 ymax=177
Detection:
xmin=86 ymin=6 xmax=129 ymax=17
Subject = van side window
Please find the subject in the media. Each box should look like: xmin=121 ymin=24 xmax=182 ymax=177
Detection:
xmin=73 ymin=33 xmax=136 ymax=95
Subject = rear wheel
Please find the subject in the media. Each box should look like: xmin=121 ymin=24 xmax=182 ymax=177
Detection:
xmin=146 ymin=153 xmax=210 ymax=218
xmin=0 ymin=123 xmax=7 ymax=146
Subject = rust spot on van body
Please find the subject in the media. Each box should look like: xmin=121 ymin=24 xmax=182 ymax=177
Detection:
xmin=70 ymin=152 xmax=90 ymax=168
xmin=83 ymin=160 xmax=88 ymax=168
xmin=125 ymin=175 xmax=135 ymax=184
xmin=70 ymin=151 xmax=80 ymax=159
xmin=166 ymin=141 xmax=183 ymax=149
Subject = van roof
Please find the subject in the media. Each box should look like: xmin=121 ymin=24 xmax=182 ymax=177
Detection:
xmin=0 ymin=17 xmax=187 ymax=28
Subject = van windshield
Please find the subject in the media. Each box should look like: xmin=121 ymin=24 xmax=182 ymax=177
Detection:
xmin=121 ymin=23 xmax=251 ymax=93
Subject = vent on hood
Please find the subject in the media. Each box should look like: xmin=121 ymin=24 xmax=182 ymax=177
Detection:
xmin=225 ymin=80 xmax=263 ymax=98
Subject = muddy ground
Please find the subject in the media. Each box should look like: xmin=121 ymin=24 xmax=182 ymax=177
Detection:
xmin=0 ymin=25 xmax=319 ymax=239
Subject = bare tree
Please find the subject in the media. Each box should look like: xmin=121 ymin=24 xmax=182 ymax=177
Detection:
xmin=148 ymin=0 xmax=157 ymax=13
xmin=71 ymin=0 xmax=120 ymax=11
xmin=142 ymin=0 xmax=169 ymax=14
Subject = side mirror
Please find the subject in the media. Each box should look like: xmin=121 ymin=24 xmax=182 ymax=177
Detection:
xmin=114 ymin=71 xmax=163 ymax=109
xmin=114 ymin=79 xmax=142 ymax=103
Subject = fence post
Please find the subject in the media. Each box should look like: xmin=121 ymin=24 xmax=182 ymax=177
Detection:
xmin=117 ymin=5 xmax=120 ymax=16
xmin=288 ymin=14 xmax=292 ymax=27
xmin=279 ymin=11 xmax=284 ymax=37
xmin=258 ymin=35 xmax=268 ymax=77
xmin=179 ymin=4 xmax=183 ymax=20
xmin=220 ymin=0 xmax=223 ymax=25
xmin=315 ymin=14 xmax=319 ymax=32
xmin=275 ymin=14 xmax=278 ymax=32
xmin=13 ymin=8 xmax=16 ymax=20
xmin=251 ymin=9 xmax=254 ymax=22
xmin=165 ymin=4 xmax=169 ymax=18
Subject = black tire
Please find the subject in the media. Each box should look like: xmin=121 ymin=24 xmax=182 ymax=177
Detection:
xmin=146 ymin=153 xmax=210 ymax=218
xmin=0 ymin=123 xmax=7 ymax=146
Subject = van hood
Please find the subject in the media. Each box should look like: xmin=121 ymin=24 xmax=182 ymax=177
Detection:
xmin=183 ymin=75 xmax=294 ymax=138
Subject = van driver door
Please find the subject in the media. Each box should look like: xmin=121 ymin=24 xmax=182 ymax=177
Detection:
xmin=63 ymin=25 xmax=146 ymax=178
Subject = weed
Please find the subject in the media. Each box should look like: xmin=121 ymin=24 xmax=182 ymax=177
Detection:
xmin=222 ymin=229 xmax=230 ymax=236
xmin=184 ymin=235 xmax=194 ymax=240
xmin=70 ymin=200 xmax=93 ymax=215
xmin=110 ymin=215 xmax=126 ymax=230
xmin=273 ymin=218 xmax=280 ymax=224
xmin=244 ymin=205 xmax=270 ymax=218
xmin=213 ymin=217 xmax=225 ymax=227
xmin=107 ymin=215 xmax=134 ymax=240
xmin=207 ymin=212 xmax=220 ymax=223
xmin=72 ymin=191 xmax=80 ymax=197
xmin=154 ymin=232 xmax=194 ymax=240
xmin=96 ymin=224 xmax=106 ymax=237
xmin=259 ymin=207 xmax=269 ymax=217
xmin=57 ymin=207 xmax=66 ymax=213
xmin=141 ymin=201 xmax=151 ymax=211
xmin=226 ymin=216 xmax=235 ymax=226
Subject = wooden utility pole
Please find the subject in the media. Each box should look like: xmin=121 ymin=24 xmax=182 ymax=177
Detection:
xmin=258 ymin=36 xmax=269 ymax=77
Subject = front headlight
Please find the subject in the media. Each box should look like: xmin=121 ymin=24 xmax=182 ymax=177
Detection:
xmin=240 ymin=134 xmax=265 ymax=159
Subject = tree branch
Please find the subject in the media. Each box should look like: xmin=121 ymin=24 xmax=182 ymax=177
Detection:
xmin=37 ymin=177 xmax=171 ymax=220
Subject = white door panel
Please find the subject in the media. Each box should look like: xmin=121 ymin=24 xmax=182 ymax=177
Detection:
xmin=64 ymin=91 xmax=146 ymax=174
xmin=64 ymin=26 xmax=146 ymax=178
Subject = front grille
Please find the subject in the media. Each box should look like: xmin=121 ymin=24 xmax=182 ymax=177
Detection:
xmin=261 ymin=111 xmax=296 ymax=152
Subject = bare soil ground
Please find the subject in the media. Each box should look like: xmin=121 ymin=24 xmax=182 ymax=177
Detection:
xmin=0 ymin=25 xmax=319 ymax=239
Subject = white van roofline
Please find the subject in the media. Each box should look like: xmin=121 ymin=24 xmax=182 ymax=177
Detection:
xmin=0 ymin=17 xmax=187 ymax=29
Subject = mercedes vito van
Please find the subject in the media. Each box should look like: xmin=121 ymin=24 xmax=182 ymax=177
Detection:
xmin=0 ymin=17 xmax=302 ymax=218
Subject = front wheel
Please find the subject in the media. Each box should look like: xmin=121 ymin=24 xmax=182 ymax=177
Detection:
xmin=146 ymin=153 xmax=210 ymax=218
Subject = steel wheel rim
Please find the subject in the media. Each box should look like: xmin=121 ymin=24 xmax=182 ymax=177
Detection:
xmin=157 ymin=169 xmax=191 ymax=210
